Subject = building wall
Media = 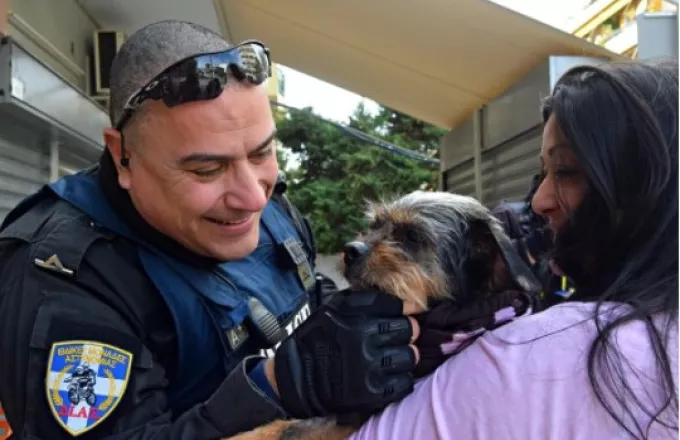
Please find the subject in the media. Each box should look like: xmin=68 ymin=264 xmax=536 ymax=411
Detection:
xmin=267 ymin=63 xmax=280 ymax=102
xmin=0 ymin=0 xmax=7 ymax=36
xmin=440 ymin=56 xmax=608 ymax=208
xmin=0 ymin=2 xmax=107 ymax=223
xmin=567 ymin=0 xmax=677 ymax=58
xmin=6 ymin=0 xmax=97 ymax=91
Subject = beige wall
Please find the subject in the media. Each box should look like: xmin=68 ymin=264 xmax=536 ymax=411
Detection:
xmin=0 ymin=0 xmax=7 ymax=35
xmin=267 ymin=63 xmax=280 ymax=102
xmin=6 ymin=0 xmax=98 ymax=91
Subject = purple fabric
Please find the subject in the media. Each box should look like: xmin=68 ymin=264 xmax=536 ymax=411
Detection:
xmin=350 ymin=302 xmax=678 ymax=440
xmin=439 ymin=329 xmax=485 ymax=356
xmin=493 ymin=305 xmax=516 ymax=324
xmin=413 ymin=290 xmax=533 ymax=378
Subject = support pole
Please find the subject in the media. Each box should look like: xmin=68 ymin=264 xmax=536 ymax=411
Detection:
xmin=49 ymin=137 xmax=59 ymax=182
xmin=473 ymin=109 xmax=483 ymax=202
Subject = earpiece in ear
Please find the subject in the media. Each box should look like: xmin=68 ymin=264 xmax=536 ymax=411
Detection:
xmin=119 ymin=134 xmax=130 ymax=168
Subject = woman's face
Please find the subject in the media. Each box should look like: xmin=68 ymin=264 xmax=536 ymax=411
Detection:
xmin=532 ymin=114 xmax=588 ymax=244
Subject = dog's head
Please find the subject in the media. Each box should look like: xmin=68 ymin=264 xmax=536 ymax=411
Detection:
xmin=341 ymin=191 xmax=540 ymax=310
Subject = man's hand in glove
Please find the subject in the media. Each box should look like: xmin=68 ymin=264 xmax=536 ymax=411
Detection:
xmin=265 ymin=289 xmax=420 ymax=420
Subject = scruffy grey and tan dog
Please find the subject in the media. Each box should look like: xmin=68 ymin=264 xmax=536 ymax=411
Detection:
xmin=226 ymin=190 xmax=540 ymax=440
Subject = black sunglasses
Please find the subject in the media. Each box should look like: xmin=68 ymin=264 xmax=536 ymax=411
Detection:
xmin=115 ymin=40 xmax=271 ymax=131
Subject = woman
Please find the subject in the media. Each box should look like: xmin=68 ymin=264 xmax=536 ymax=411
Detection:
xmin=350 ymin=60 xmax=678 ymax=439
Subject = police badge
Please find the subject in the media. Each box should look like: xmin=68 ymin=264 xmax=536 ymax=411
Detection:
xmin=282 ymin=238 xmax=316 ymax=291
xmin=46 ymin=340 xmax=133 ymax=436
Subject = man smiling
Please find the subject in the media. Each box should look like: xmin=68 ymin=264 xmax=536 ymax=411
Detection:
xmin=108 ymin=62 xmax=280 ymax=262
xmin=0 ymin=20 xmax=419 ymax=439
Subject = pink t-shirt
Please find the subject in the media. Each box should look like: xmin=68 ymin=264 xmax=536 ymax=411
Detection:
xmin=351 ymin=302 xmax=678 ymax=440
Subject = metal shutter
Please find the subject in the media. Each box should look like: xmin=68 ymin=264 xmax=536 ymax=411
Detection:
xmin=0 ymin=117 xmax=49 ymax=223
xmin=480 ymin=126 xmax=542 ymax=208
xmin=443 ymin=159 xmax=475 ymax=198
xmin=59 ymin=145 xmax=99 ymax=178
xmin=442 ymin=129 xmax=541 ymax=210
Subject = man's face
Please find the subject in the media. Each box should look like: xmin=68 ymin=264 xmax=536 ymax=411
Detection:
xmin=105 ymin=83 xmax=279 ymax=261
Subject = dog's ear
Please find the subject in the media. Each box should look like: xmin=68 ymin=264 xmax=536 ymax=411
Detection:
xmin=491 ymin=224 xmax=542 ymax=293
xmin=465 ymin=219 xmax=542 ymax=294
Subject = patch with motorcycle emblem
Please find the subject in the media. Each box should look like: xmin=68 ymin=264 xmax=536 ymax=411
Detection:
xmin=46 ymin=340 xmax=133 ymax=436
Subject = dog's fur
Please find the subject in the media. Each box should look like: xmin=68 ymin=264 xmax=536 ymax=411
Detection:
xmin=226 ymin=191 xmax=539 ymax=440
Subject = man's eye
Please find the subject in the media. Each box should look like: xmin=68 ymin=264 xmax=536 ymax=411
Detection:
xmin=192 ymin=167 xmax=222 ymax=177
xmin=252 ymin=147 xmax=273 ymax=159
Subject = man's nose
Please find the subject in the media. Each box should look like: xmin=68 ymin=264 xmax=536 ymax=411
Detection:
xmin=224 ymin=166 xmax=268 ymax=211
xmin=343 ymin=241 xmax=369 ymax=265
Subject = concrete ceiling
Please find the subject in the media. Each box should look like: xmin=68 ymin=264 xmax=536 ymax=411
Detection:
xmin=79 ymin=0 xmax=623 ymax=129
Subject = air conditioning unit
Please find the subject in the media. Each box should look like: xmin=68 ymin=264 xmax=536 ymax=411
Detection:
xmin=92 ymin=30 xmax=126 ymax=95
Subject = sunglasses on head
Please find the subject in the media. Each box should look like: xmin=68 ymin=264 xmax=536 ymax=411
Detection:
xmin=115 ymin=40 xmax=271 ymax=131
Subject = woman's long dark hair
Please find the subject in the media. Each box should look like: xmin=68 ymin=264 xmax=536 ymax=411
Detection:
xmin=541 ymin=60 xmax=678 ymax=439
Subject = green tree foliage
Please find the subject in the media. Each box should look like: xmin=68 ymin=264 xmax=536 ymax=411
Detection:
xmin=275 ymin=102 xmax=446 ymax=254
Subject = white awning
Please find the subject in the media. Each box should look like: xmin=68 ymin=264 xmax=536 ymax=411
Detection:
xmin=80 ymin=0 xmax=625 ymax=129
xmin=216 ymin=0 xmax=624 ymax=128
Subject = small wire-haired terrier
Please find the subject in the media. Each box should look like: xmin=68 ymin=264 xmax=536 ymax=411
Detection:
xmin=342 ymin=190 xmax=539 ymax=310
xmin=227 ymin=190 xmax=540 ymax=440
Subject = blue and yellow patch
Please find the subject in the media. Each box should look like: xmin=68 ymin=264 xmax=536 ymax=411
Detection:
xmin=45 ymin=340 xmax=133 ymax=436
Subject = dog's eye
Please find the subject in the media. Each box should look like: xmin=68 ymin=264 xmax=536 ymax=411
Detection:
xmin=405 ymin=229 xmax=420 ymax=246
xmin=396 ymin=226 xmax=422 ymax=250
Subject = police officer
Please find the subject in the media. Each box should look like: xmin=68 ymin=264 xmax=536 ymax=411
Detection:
xmin=0 ymin=20 xmax=419 ymax=439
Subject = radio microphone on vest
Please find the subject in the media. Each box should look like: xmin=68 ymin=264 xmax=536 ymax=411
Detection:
xmin=246 ymin=297 xmax=285 ymax=346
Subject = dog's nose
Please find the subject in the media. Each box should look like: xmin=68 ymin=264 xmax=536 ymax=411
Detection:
xmin=343 ymin=241 xmax=369 ymax=265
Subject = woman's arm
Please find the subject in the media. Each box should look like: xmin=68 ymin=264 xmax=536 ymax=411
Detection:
xmin=349 ymin=304 xmax=639 ymax=440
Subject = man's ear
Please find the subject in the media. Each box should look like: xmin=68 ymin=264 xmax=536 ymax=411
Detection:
xmin=102 ymin=128 xmax=132 ymax=190
xmin=466 ymin=219 xmax=541 ymax=294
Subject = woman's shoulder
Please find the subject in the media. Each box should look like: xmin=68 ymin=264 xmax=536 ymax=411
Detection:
xmin=479 ymin=301 xmax=676 ymax=376
xmin=350 ymin=302 xmax=676 ymax=439
xmin=488 ymin=300 xmax=676 ymax=349
xmin=448 ymin=302 xmax=619 ymax=386
xmin=489 ymin=300 xmax=615 ymax=339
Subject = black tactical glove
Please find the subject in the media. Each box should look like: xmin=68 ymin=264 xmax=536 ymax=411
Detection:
xmin=274 ymin=289 xmax=416 ymax=421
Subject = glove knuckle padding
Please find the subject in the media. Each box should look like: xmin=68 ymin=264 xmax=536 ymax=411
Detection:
xmin=274 ymin=297 xmax=415 ymax=419
xmin=330 ymin=290 xmax=403 ymax=317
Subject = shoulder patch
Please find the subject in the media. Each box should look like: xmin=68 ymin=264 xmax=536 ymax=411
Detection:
xmin=46 ymin=341 xmax=133 ymax=436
